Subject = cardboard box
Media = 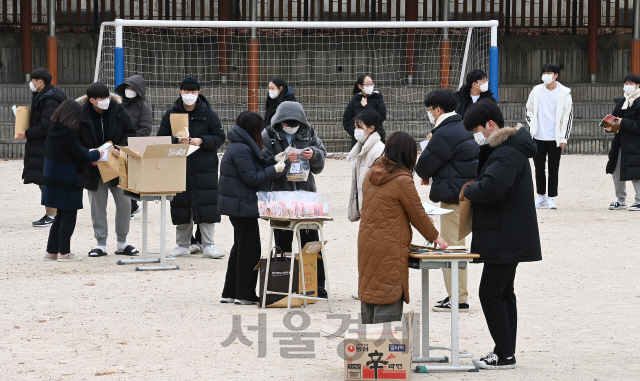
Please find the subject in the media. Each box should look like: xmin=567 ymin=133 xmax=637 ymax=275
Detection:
xmin=118 ymin=152 xmax=128 ymax=188
xmin=344 ymin=311 xmax=413 ymax=381
xmin=14 ymin=106 xmax=30 ymax=138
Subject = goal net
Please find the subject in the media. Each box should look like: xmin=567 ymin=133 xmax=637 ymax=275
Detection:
xmin=95 ymin=20 xmax=497 ymax=152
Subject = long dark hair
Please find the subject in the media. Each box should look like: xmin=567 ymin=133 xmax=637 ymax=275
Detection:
xmin=265 ymin=77 xmax=293 ymax=125
xmin=352 ymin=74 xmax=371 ymax=96
xmin=50 ymin=100 xmax=83 ymax=130
xmin=382 ymin=131 xmax=417 ymax=174
xmin=236 ymin=110 xmax=265 ymax=149
xmin=352 ymin=110 xmax=386 ymax=143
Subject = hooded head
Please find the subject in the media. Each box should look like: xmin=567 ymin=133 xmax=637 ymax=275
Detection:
xmin=270 ymin=101 xmax=311 ymax=132
xmin=115 ymin=75 xmax=147 ymax=101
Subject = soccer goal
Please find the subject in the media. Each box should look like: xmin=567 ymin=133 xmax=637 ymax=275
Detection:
xmin=94 ymin=19 xmax=498 ymax=152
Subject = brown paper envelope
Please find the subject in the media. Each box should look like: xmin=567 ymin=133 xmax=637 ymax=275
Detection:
xmin=458 ymin=200 xmax=473 ymax=241
xmin=97 ymin=151 xmax=121 ymax=183
xmin=14 ymin=106 xmax=30 ymax=138
xmin=169 ymin=114 xmax=189 ymax=137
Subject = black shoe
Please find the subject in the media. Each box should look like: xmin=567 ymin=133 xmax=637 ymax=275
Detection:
xmin=432 ymin=300 xmax=469 ymax=312
xmin=131 ymin=202 xmax=142 ymax=215
xmin=32 ymin=215 xmax=54 ymax=227
xmin=473 ymin=353 xmax=516 ymax=370
xmin=434 ymin=296 xmax=449 ymax=307
xmin=318 ymin=286 xmax=328 ymax=298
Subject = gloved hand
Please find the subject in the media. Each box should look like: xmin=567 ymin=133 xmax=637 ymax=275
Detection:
xmin=274 ymin=161 xmax=286 ymax=173
xmin=275 ymin=151 xmax=286 ymax=162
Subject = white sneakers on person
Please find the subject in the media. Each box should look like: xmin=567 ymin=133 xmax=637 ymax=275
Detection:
xmin=203 ymin=245 xmax=225 ymax=259
xmin=189 ymin=244 xmax=202 ymax=254
xmin=535 ymin=195 xmax=547 ymax=208
xmin=168 ymin=246 xmax=191 ymax=258
xmin=546 ymin=197 xmax=557 ymax=209
xmin=234 ymin=299 xmax=258 ymax=305
xmin=220 ymin=297 xmax=235 ymax=304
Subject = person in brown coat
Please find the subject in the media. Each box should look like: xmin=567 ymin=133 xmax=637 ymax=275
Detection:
xmin=358 ymin=131 xmax=449 ymax=324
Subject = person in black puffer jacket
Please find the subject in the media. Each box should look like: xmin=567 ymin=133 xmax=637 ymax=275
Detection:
xmin=455 ymin=69 xmax=497 ymax=118
xmin=461 ymin=99 xmax=541 ymax=370
xmin=416 ymin=89 xmax=479 ymax=313
xmin=157 ymin=77 xmax=226 ymax=259
xmin=219 ymin=111 xmax=285 ymax=305
xmin=264 ymin=77 xmax=297 ymax=128
xmin=17 ymin=68 xmax=67 ymax=227
xmin=605 ymin=73 xmax=640 ymax=211
xmin=342 ymin=74 xmax=387 ymax=148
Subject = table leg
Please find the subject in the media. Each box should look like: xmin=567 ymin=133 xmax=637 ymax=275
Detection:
xmin=297 ymin=226 xmax=307 ymax=307
xmin=135 ymin=195 xmax=178 ymax=271
xmin=451 ymin=260 xmax=460 ymax=367
xmin=261 ymin=227 xmax=275 ymax=309
xmin=286 ymin=224 xmax=299 ymax=311
xmin=413 ymin=266 xmax=448 ymax=363
xmin=317 ymin=224 xmax=332 ymax=313
xmin=141 ymin=199 xmax=148 ymax=260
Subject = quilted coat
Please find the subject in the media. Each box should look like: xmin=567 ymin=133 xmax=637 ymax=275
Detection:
xmin=358 ymin=157 xmax=440 ymax=305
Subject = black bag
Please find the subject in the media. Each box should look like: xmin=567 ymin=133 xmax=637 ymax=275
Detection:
xmin=257 ymin=246 xmax=300 ymax=308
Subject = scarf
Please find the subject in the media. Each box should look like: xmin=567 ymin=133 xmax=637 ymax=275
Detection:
xmin=622 ymin=88 xmax=640 ymax=110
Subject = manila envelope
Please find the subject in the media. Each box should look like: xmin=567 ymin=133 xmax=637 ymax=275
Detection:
xmin=14 ymin=106 xmax=30 ymax=138
xmin=457 ymin=200 xmax=473 ymax=242
xmin=170 ymin=113 xmax=189 ymax=137
xmin=97 ymin=151 xmax=121 ymax=183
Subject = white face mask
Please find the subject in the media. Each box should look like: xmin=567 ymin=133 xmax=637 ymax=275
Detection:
xmin=354 ymin=129 xmax=368 ymax=143
xmin=96 ymin=98 xmax=110 ymax=110
xmin=283 ymin=126 xmax=299 ymax=135
xmin=125 ymin=89 xmax=137 ymax=98
xmin=427 ymin=110 xmax=436 ymax=124
xmin=181 ymin=93 xmax=198 ymax=106
xmin=479 ymin=82 xmax=489 ymax=92
xmin=363 ymin=85 xmax=374 ymax=95
xmin=268 ymin=90 xmax=279 ymax=99
xmin=29 ymin=81 xmax=39 ymax=92
xmin=474 ymin=130 xmax=488 ymax=145
xmin=541 ymin=74 xmax=554 ymax=85
xmin=624 ymin=84 xmax=637 ymax=95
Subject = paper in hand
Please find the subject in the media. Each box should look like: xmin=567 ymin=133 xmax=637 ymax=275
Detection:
xmin=12 ymin=105 xmax=17 ymax=117
xmin=420 ymin=139 xmax=429 ymax=151
xmin=97 ymin=142 xmax=113 ymax=162
xmin=422 ymin=202 xmax=454 ymax=215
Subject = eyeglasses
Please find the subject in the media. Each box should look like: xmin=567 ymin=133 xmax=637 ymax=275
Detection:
xmin=363 ymin=82 xmax=374 ymax=87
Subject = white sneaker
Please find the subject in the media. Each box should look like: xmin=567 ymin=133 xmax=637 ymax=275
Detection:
xmin=168 ymin=246 xmax=191 ymax=257
xmin=234 ymin=299 xmax=258 ymax=305
xmin=188 ymin=244 xmax=201 ymax=254
xmin=535 ymin=194 xmax=547 ymax=208
xmin=203 ymin=245 xmax=225 ymax=259
xmin=220 ymin=297 xmax=235 ymax=303
xmin=351 ymin=293 xmax=359 ymax=300
xmin=546 ymin=197 xmax=557 ymax=209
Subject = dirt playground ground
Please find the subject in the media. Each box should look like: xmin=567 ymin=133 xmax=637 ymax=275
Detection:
xmin=0 ymin=155 xmax=638 ymax=380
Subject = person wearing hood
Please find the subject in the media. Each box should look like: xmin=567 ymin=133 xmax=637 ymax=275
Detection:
xmin=75 ymin=82 xmax=139 ymax=258
xmin=358 ymin=131 xmax=448 ymax=324
xmin=461 ymin=99 xmax=542 ymax=370
xmin=264 ymin=77 xmax=296 ymax=127
xmin=157 ymin=76 xmax=226 ymax=259
xmin=42 ymin=100 xmax=103 ymax=262
xmin=343 ymin=75 xmax=387 ymax=149
xmin=416 ymin=89 xmax=479 ymax=314
xmin=219 ymin=111 xmax=286 ymax=305
xmin=525 ymin=63 xmax=573 ymax=210
xmin=115 ymin=74 xmax=153 ymax=219
xmin=262 ymin=101 xmax=328 ymax=297
xmin=605 ymin=73 xmax=640 ymax=211
xmin=455 ymin=69 xmax=497 ymax=118
xmin=16 ymin=68 xmax=67 ymax=227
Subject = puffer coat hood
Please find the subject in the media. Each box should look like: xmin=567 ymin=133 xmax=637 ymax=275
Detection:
xmin=358 ymin=157 xmax=440 ymax=305
xmin=115 ymin=76 xmax=153 ymax=137
xmin=115 ymin=75 xmax=146 ymax=100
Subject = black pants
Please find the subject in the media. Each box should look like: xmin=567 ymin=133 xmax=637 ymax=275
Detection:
xmin=479 ymin=263 xmax=518 ymax=359
xmin=274 ymin=229 xmax=326 ymax=288
xmin=222 ymin=217 xmax=261 ymax=301
xmin=533 ymin=139 xmax=562 ymax=197
xmin=46 ymin=209 xmax=78 ymax=255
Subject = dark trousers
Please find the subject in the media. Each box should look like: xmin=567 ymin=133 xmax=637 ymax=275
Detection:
xmin=274 ymin=229 xmax=326 ymax=288
xmin=46 ymin=209 xmax=78 ymax=255
xmin=222 ymin=217 xmax=261 ymax=301
xmin=479 ymin=263 xmax=518 ymax=359
xmin=191 ymin=225 xmax=202 ymax=245
xmin=533 ymin=139 xmax=562 ymax=197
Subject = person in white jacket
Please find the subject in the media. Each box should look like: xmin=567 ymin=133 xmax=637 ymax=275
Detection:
xmin=525 ymin=63 xmax=573 ymax=210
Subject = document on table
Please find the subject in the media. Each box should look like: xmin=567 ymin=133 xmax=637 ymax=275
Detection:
xmin=422 ymin=202 xmax=454 ymax=215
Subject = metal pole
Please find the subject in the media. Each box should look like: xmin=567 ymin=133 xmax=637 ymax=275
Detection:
xmin=489 ymin=25 xmax=499 ymax=101
xmin=47 ymin=0 xmax=58 ymax=86
xmin=115 ymin=20 xmax=124 ymax=87
xmin=505 ymin=0 xmax=511 ymax=35
xmin=21 ymin=0 xmax=33 ymax=82
xmin=439 ymin=0 xmax=450 ymax=88
xmin=165 ymin=0 xmax=170 ymax=20
xmin=572 ymin=0 xmax=578 ymax=35
xmin=93 ymin=0 xmax=99 ymax=31
xmin=632 ymin=0 xmax=640 ymax=75
xmin=588 ymin=0 xmax=598 ymax=83
xmin=248 ymin=0 xmax=259 ymax=111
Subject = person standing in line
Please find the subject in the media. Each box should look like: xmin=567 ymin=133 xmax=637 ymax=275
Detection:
xmin=605 ymin=73 xmax=640 ymax=211
xmin=342 ymin=75 xmax=387 ymax=149
xmin=455 ymin=69 xmax=497 ymax=118
xmin=264 ymin=77 xmax=297 ymax=128
xmin=525 ymin=63 xmax=573 ymax=210
xmin=42 ymin=100 xmax=103 ymax=262
xmin=462 ymin=99 xmax=542 ymax=370
xmin=218 ymin=111 xmax=286 ymax=305
xmin=16 ymin=68 xmax=67 ymax=227
xmin=416 ymin=89 xmax=479 ymax=313
xmin=76 ymin=82 xmax=139 ymax=257
xmin=115 ymin=74 xmax=153 ymax=220
xmin=157 ymin=77 xmax=226 ymax=259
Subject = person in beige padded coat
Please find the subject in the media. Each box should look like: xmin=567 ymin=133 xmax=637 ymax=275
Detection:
xmin=358 ymin=132 xmax=448 ymax=324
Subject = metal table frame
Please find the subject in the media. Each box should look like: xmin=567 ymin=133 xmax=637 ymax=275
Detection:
xmin=261 ymin=218 xmax=332 ymax=312
xmin=120 ymin=189 xmax=179 ymax=271
xmin=411 ymin=254 xmax=479 ymax=372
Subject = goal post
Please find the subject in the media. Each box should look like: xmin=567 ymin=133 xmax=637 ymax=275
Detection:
xmin=95 ymin=19 xmax=498 ymax=152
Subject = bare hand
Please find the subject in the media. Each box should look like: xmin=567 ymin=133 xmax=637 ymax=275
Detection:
xmin=288 ymin=152 xmax=298 ymax=163
xmin=91 ymin=162 xmax=98 ymax=166
xmin=605 ymin=127 xmax=613 ymax=132
xmin=300 ymin=148 xmax=313 ymax=160
xmin=111 ymin=149 xmax=120 ymax=157
xmin=560 ymin=143 xmax=567 ymax=149
xmin=433 ymin=236 xmax=449 ymax=250
xmin=189 ymin=137 xmax=203 ymax=146
xmin=459 ymin=180 xmax=475 ymax=202
xmin=178 ymin=137 xmax=190 ymax=144
xmin=16 ymin=131 xmax=26 ymax=139
xmin=421 ymin=179 xmax=429 ymax=186
xmin=614 ymin=117 xmax=622 ymax=126
xmin=97 ymin=149 xmax=105 ymax=157
xmin=360 ymin=97 xmax=368 ymax=107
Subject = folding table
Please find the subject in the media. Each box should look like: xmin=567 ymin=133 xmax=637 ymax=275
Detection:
xmin=118 ymin=187 xmax=179 ymax=271
xmin=409 ymin=252 xmax=480 ymax=372
xmin=261 ymin=216 xmax=333 ymax=312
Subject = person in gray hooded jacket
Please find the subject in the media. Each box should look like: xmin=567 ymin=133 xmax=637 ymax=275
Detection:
xmin=115 ymin=75 xmax=153 ymax=217
xmin=261 ymin=101 xmax=329 ymax=297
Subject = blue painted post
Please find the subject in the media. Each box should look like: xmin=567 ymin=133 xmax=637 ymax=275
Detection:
xmin=489 ymin=26 xmax=499 ymax=102
xmin=115 ymin=21 xmax=124 ymax=87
